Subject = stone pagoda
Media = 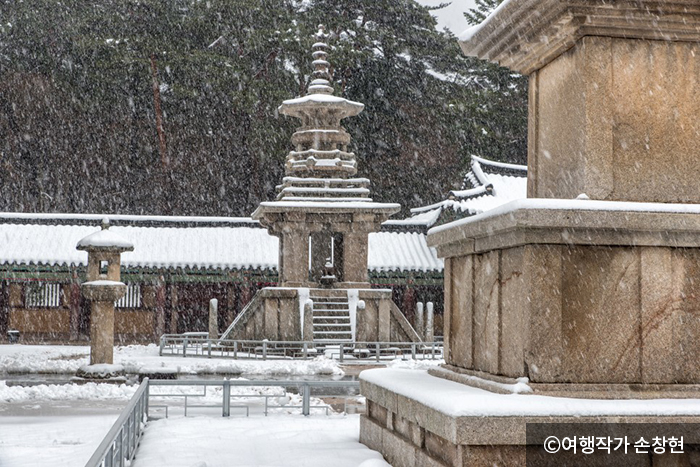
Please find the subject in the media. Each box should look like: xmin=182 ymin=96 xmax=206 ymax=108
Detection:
xmin=361 ymin=2 xmax=700 ymax=466
xmin=253 ymin=26 xmax=399 ymax=288
xmin=223 ymin=27 xmax=418 ymax=345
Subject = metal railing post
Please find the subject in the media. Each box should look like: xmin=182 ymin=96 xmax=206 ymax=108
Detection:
xmin=339 ymin=343 xmax=344 ymax=363
xmin=223 ymin=380 xmax=231 ymax=417
xmin=411 ymin=343 xmax=416 ymax=360
xmin=303 ymin=342 xmax=308 ymax=359
xmin=302 ymin=383 xmax=310 ymax=416
xmin=234 ymin=341 xmax=238 ymax=359
xmin=376 ymin=343 xmax=380 ymax=362
xmin=183 ymin=338 xmax=187 ymax=358
xmin=208 ymin=339 xmax=212 ymax=358
xmin=263 ymin=341 xmax=268 ymax=360
xmin=159 ymin=336 xmax=165 ymax=356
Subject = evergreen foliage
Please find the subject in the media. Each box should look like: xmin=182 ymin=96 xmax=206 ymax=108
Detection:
xmin=0 ymin=0 xmax=527 ymax=217
xmin=463 ymin=0 xmax=502 ymax=26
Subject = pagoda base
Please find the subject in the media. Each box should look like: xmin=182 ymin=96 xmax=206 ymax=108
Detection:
xmin=431 ymin=364 xmax=700 ymax=400
xmin=360 ymin=368 xmax=700 ymax=467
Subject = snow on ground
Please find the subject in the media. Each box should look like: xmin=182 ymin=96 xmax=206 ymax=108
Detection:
xmin=0 ymin=344 xmax=343 ymax=376
xmin=131 ymin=415 xmax=389 ymax=467
xmin=0 ymin=410 xmax=121 ymax=467
xmin=0 ymin=380 xmax=136 ymax=402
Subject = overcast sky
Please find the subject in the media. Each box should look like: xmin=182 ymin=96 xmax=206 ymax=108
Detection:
xmin=415 ymin=0 xmax=477 ymax=35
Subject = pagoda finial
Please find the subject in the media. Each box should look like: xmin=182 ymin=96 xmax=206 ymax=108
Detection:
xmin=308 ymin=25 xmax=334 ymax=95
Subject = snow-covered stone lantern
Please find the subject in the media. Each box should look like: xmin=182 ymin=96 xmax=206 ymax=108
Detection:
xmin=76 ymin=218 xmax=133 ymax=373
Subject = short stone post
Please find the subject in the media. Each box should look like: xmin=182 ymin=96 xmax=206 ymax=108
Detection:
xmin=208 ymin=298 xmax=218 ymax=340
xmin=303 ymin=299 xmax=314 ymax=342
xmin=425 ymin=302 xmax=434 ymax=343
xmin=76 ymin=219 xmax=133 ymax=377
xmin=415 ymin=302 xmax=424 ymax=341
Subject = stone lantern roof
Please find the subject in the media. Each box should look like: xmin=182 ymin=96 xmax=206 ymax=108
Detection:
xmin=76 ymin=218 xmax=134 ymax=253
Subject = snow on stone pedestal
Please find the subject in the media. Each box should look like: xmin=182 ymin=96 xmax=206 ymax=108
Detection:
xmin=361 ymin=2 xmax=700 ymax=466
xmin=76 ymin=219 xmax=133 ymax=370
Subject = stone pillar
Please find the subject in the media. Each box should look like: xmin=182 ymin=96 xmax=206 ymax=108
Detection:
xmin=415 ymin=302 xmax=424 ymax=341
xmin=303 ymin=298 xmax=314 ymax=342
xmin=208 ymin=298 xmax=218 ymax=339
xmin=343 ymin=231 xmax=369 ymax=285
xmin=89 ymin=301 xmax=115 ymax=364
xmin=280 ymin=229 xmax=309 ymax=286
xmin=425 ymin=302 xmax=434 ymax=343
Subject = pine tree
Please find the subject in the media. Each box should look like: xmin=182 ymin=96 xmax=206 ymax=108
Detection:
xmin=464 ymin=0 xmax=503 ymax=26
xmin=0 ymin=0 xmax=527 ymax=217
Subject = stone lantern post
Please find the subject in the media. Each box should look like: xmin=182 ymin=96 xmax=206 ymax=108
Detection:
xmin=76 ymin=219 xmax=133 ymax=366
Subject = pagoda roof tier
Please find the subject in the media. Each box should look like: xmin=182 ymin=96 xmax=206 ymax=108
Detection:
xmin=253 ymin=200 xmax=401 ymax=218
xmin=279 ymin=94 xmax=364 ymax=119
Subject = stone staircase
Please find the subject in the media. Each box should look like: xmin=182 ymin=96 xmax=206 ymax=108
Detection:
xmin=311 ymin=294 xmax=352 ymax=342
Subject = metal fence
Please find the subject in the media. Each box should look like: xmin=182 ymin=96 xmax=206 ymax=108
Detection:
xmin=159 ymin=334 xmax=443 ymax=362
xmin=148 ymin=379 xmax=361 ymax=418
xmin=85 ymin=378 xmax=361 ymax=467
xmin=84 ymin=378 xmax=149 ymax=467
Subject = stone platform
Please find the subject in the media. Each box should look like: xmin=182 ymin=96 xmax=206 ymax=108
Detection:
xmin=360 ymin=368 xmax=700 ymax=466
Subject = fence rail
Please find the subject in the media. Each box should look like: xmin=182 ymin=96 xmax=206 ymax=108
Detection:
xmin=159 ymin=335 xmax=443 ymax=362
xmin=84 ymin=378 xmax=149 ymax=467
xmin=148 ymin=379 xmax=361 ymax=418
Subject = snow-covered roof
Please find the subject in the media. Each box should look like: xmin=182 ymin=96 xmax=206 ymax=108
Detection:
xmin=407 ymin=155 xmax=527 ymax=227
xmin=0 ymin=215 xmax=442 ymax=273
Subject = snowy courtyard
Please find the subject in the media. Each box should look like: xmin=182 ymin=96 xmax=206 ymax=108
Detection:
xmin=0 ymin=344 xmax=439 ymax=466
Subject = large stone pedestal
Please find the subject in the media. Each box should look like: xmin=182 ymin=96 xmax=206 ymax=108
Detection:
xmin=361 ymin=1 xmax=700 ymax=465
xmin=361 ymin=369 xmax=700 ymax=467
xmin=428 ymin=201 xmax=700 ymax=389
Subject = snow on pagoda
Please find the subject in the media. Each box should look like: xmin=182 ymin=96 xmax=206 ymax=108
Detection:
xmin=253 ymin=25 xmax=400 ymax=288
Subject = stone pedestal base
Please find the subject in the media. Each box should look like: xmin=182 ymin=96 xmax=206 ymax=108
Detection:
xmin=74 ymin=363 xmax=127 ymax=384
xmin=360 ymin=368 xmax=700 ymax=467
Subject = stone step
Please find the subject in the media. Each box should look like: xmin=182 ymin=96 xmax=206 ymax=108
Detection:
xmin=310 ymin=300 xmax=349 ymax=305
xmin=313 ymin=331 xmax=353 ymax=337
xmin=313 ymin=309 xmax=349 ymax=314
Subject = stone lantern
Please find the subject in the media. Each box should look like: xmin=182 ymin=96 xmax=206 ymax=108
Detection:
xmin=76 ymin=219 xmax=133 ymax=366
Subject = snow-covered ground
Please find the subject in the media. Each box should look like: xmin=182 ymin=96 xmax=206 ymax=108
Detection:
xmin=0 ymin=408 xmax=122 ymax=467
xmin=0 ymin=344 xmax=417 ymax=466
xmin=132 ymin=415 xmax=389 ymax=467
xmin=0 ymin=344 xmax=343 ymax=377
